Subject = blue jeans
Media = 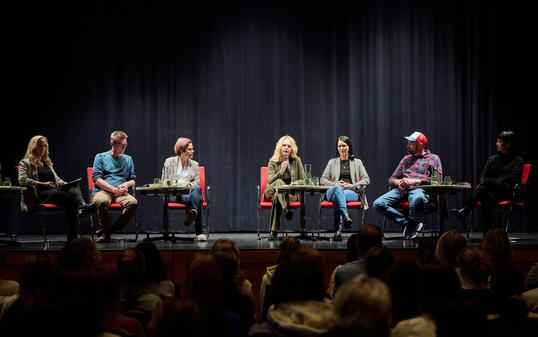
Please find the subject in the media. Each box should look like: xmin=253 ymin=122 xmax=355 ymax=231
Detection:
xmin=326 ymin=185 xmax=359 ymax=230
xmin=373 ymin=188 xmax=429 ymax=229
xmin=170 ymin=185 xmax=206 ymax=234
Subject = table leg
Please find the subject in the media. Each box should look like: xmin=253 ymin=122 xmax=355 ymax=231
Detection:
xmin=300 ymin=191 xmax=305 ymax=231
xmin=163 ymin=195 xmax=169 ymax=239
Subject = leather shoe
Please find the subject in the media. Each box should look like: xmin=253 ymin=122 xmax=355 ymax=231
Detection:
xmin=284 ymin=208 xmax=294 ymax=221
xmin=184 ymin=209 xmax=198 ymax=227
xmin=343 ymin=213 xmax=353 ymax=229
xmin=450 ymin=208 xmax=468 ymax=223
xmin=95 ymin=234 xmax=111 ymax=243
xmin=78 ymin=203 xmax=97 ymax=216
xmin=268 ymin=231 xmax=279 ymax=241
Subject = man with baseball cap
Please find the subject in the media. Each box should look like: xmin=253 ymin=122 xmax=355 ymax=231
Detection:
xmin=373 ymin=131 xmax=443 ymax=239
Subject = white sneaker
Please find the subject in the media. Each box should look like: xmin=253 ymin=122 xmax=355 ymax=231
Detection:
xmin=196 ymin=233 xmax=207 ymax=242
xmin=415 ymin=222 xmax=424 ymax=232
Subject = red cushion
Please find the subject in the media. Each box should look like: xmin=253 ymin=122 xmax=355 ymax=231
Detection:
xmin=320 ymin=201 xmax=362 ymax=209
xmin=168 ymin=202 xmax=208 ymax=209
xmin=260 ymin=201 xmax=301 ymax=210
xmin=40 ymin=203 xmax=62 ymax=210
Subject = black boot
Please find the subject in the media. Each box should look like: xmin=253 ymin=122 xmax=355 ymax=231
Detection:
xmin=284 ymin=208 xmax=294 ymax=221
xmin=78 ymin=202 xmax=97 ymax=216
xmin=450 ymin=207 xmax=469 ymax=224
xmin=343 ymin=213 xmax=353 ymax=229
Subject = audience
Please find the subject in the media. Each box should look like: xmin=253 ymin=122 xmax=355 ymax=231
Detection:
xmin=0 ymin=249 xmax=19 ymax=297
xmin=327 ymin=234 xmax=357 ymax=299
xmin=364 ymin=244 xmax=395 ymax=282
xmin=386 ymin=259 xmax=421 ymax=326
xmin=249 ymin=245 xmax=334 ymax=336
xmin=117 ymin=248 xmax=162 ymax=328
xmin=259 ymin=236 xmax=301 ymax=317
xmin=185 ymin=254 xmax=242 ymax=337
xmin=210 ymin=239 xmax=255 ymax=333
xmin=136 ymin=242 xmax=175 ymax=298
xmin=334 ymin=224 xmax=382 ymax=293
xmin=147 ymin=298 xmax=201 ymax=337
xmin=1 ymin=233 xmax=537 ymax=337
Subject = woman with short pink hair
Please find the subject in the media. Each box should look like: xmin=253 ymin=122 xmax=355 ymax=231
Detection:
xmin=161 ymin=137 xmax=207 ymax=242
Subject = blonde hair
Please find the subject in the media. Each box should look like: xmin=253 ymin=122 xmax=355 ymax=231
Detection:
xmin=269 ymin=135 xmax=299 ymax=162
xmin=24 ymin=135 xmax=53 ymax=168
xmin=333 ymin=274 xmax=392 ymax=336
xmin=110 ymin=130 xmax=128 ymax=143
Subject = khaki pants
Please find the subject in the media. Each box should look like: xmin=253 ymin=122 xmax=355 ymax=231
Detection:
xmin=264 ymin=179 xmax=297 ymax=232
xmin=92 ymin=191 xmax=138 ymax=235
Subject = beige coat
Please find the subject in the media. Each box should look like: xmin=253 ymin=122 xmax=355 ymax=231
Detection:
xmin=320 ymin=157 xmax=370 ymax=209
xmin=161 ymin=156 xmax=200 ymax=187
xmin=18 ymin=158 xmax=64 ymax=213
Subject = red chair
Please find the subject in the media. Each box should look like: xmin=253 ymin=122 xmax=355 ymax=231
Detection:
xmin=16 ymin=165 xmax=77 ymax=243
xmin=468 ymin=164 xmax=532 ymax=235
xmin=318 ymin=182 xmax=365 ymax=231
xmin=257 ymin=166 xmax=301 ymax=239
xmin=164 ymin=166 xmax=210 ymax=238
xmin=87 ymin=167 xmax=139 ymax=241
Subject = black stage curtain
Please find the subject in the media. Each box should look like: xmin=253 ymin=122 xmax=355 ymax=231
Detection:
xmin=2 ymin=1 xmax=535 ymax=234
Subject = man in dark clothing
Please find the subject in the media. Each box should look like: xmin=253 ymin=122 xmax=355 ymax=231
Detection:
xmin=451 ymin=131 xmax=524 ymax=231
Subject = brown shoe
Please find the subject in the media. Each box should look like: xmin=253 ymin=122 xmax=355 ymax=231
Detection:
xmin=95 ymin=234 xmax=111 ymax=243
xmin=184 ymin=209 xmax=198 ymax=227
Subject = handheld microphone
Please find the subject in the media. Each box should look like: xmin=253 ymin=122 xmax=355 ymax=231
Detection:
xmin=285 ymin=155 xmax=290 ymax=171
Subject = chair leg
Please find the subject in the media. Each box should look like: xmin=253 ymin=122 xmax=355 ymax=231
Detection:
xmin=382 ymin=217 xmax=387 ymax=239
xmin=257 ymin=205 xmax=261 ymax=240
xmin=206 ymin=204 xmax=210 ymax=238
xmin=39 ymin=211 xmax=47 ymax=244
xmin=128 ymin=214 xmax=139 ymax=242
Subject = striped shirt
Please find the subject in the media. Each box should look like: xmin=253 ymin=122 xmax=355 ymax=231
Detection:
xmin=389 ymin=150 xmax=442 ymax=195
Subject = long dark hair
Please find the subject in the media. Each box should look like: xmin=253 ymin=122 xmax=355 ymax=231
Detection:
xmin=335 ymin=135 xmax=355 ymax=159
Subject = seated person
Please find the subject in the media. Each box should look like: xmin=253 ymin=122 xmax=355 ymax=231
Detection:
xmin=263 ymin=135 xmax=306 ymax=240
xmin=321 ymin=135 xmax=370 ymax=241
xmin=92 ymin=130 xmax=138 ymax=243
xmin=161 ymin=137 xmax=207 ymax=242
xmin=451 ymin=131 xmax=524 ymax=231
xmin=18 ymin=135 xmax=95 ymax=242
xmin=373 ymin=131 xmax=442 ymax=239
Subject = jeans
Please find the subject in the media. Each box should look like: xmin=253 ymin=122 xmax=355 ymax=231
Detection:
xmin=373 ymin=188 xmax=429 ymax=229
xmin=326 ymin=185 xmax=359 ymax=230
xmin=170 ymin=185 xmax=206 ymax=234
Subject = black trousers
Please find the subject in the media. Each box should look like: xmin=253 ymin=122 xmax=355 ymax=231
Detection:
xmin=38 ymin=184 xmax=85 ymax=240
xmin=465 ymin=178 xmax=513 ymax=230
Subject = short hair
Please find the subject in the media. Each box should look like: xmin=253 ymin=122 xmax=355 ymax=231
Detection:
xmin=357 ymin=224 xmax=382 ymax=255
xmin=457 ymin=247 xmax=491 ymax=285
xmin=174 ymin=137 xmax=192 ymax=155
xmin=335 ymin=135 xmax=355 ymax=159
xmin=110 ymin=130 xmax=128 ymax=143
xmin=365 ymin=244 xmax=395 ymax=281
xmin=435 ymin=230 xmax=467 ymax=268
xmin=497 ymin=131 xmax=516 ymax=143
xmin=482 ymin=228 xmax=512 ymax=264
xmin=270 ymin=135 xmax=299 ymax=162
xmin=56 ymin=237 xmax=101 ymax=273
xmin=333 ymin=274 xmax=392 ymax=337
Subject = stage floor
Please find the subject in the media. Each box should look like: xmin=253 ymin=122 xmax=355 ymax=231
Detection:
xmin=2 ymin=231 xmax=538 ymax=252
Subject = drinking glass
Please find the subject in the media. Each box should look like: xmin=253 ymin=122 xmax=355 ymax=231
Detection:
xmin=312 ymin=177 xmax=319 ymax=186
xmin=430 ymin=172 xmax=441 ymax=185
xmin=304 ymin=164 xmax=312 ymax=179
xmin=2 ymin=178 xmax=11 ymax=187
xmin=444 ymin=176 xmax=452 ymax=185
xmin=153 ymin=178 xmax=161 ymax=185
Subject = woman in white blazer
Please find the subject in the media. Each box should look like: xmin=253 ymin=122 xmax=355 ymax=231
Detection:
xmin=161 ymin=137 xmax=206 ymax=242
xmin=321 ymin=136 xmax=370 ymax=240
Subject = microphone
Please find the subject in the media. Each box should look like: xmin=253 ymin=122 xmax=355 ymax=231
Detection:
xmin=285 ymin=155 xmax=290 ymax=169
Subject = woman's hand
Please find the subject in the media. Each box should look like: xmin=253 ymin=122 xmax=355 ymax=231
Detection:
xmin=38 ymin=181 xmax=55 ymax=189
xmin=337 ymin=180 xmax=354 ymax=189
xmin=280 ymin=160 xmax=289 ymax=175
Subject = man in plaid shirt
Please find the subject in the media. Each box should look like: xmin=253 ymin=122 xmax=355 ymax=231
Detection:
xmin=373 ymin=131 xmax=442 ymax=239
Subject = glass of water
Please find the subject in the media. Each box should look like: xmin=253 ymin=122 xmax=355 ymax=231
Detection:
xmin=2 ymin=177 xmax=11 ymax=187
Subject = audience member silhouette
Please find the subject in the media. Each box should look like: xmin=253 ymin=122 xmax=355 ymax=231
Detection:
xmin=387 ymin=259 xmax=421 ymax=327
xmin=136 ymin=242 xmax=175 ymax=298
xmin=147 ymin=298 xmax=201 ymax=337
xmin=364 ymin=244 xmax=395 ymax=282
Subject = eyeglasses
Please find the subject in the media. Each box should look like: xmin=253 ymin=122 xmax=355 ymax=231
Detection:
xmin=113 ymin=142 xmax=128 ymax=148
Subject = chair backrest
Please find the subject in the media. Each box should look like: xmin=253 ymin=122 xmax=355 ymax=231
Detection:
xmin=198 ymin=166 xmax=206 ymax=200
xmin=522 ymin=164 xmax=532 ymax=184
xmin=260 ymin=167 xmax=271 ymax=202
xmin=87 ymin=167 xmax=94 ymax=195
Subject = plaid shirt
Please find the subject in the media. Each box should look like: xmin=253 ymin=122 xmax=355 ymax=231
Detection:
xmin=389 ymin=150 xmax=443 ymax=194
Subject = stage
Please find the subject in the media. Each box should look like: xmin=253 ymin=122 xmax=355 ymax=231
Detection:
xmin=2 ymin=231 xmax=538 ymax=319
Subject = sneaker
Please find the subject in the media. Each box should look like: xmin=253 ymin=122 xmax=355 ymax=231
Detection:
xmin=196 ymin=233 xmax=207 ymax=242
xmin=184 ymin=209 xmax=198 ymax=227
xmin=415 ymin=222 xmax=424 ymax=233
xmin=95 ymin=234 xmax=111 ymax=243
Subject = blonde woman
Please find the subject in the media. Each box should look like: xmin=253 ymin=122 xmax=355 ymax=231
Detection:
xmin=263 ymin=135 xmax=306 ymax=240
xmin=18 ymin=135 xmax=95 ymax=242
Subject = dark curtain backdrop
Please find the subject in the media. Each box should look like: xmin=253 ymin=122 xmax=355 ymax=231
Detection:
xmin=2 ymin=1 xmax=535 ymax=234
